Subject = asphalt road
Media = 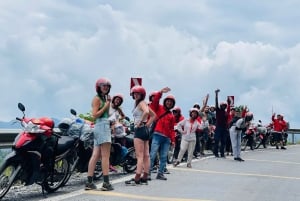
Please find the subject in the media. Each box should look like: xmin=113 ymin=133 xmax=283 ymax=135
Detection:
xmin=45 ymin=145 xmax=300 ymax=201
xmin=2 ymin=145 xmax=300 ymax=201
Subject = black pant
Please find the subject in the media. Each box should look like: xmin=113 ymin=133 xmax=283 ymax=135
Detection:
xmin=213 ymin=127 xmax=228 ymax=157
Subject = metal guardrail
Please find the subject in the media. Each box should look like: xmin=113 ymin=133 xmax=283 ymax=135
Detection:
xmin=286 ymin=129 xmax=300 ymax=144
xmin=0 ymin=128 xmax=61 ymax=149
xmin=0 ymin=129 xmax=21 ymax=148
xmin=1 ymin=128 xmax=300 ymax=149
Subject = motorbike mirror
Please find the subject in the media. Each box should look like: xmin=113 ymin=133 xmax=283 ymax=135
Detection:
xmin=70 ymin=109 xmax=77 ymax=116
xmin=18 ymin=103 xmax=25 ymax=112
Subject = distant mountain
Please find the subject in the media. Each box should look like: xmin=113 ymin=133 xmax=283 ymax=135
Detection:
xmin=0 ymin=118 xmax=62 ymax=129
xmin=0 ymin=120 xmax=22 ymax=129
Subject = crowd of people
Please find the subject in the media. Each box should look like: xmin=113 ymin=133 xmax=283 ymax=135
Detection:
xmin=84 ymin=77 xmax=290 ymax=191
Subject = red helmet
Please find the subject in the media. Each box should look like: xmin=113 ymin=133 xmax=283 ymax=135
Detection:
xmin=163 ymin=94 xmax=176 ymax=109
xmin=245 ymin=112 xmax=254 ymax=122
xmin=112 ymin=93 xmax=124 ymax=106
xmin=220 ymin=101 xmax=227 ymax=107
xmin=172 ymin=106 xmax=181 ymax=114
xmin=95 ymin=78 xmax=111 ymax=94
xmin=131 ymin=85 xmax=146 ymax=100
xmin=149 ymin=91 xmax=160 ymax=102
xmin=189 ymin=108 xmax=199 ymax=117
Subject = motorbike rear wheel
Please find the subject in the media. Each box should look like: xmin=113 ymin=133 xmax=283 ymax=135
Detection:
xmin=241 ymin=137 xmax=248 ymax=151
xmin=123 ymin=147 xmax=137 ymax=173
xmin=43 ymin=158 xmax=70 ymax=193
xmin=0 ymin=162 xmax=21 ymax=199
xmin=94 ymin=161 xmax=103 ymax=180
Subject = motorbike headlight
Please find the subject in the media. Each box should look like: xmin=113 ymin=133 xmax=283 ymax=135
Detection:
xmin=24 ymin=121 xmax=45 ymax=134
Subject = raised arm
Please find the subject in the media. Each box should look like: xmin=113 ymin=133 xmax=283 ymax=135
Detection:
xmin=200 ymin=94 xmax=209 ymax=112
xmin=215 ymin=89 xmax=220 ymax=109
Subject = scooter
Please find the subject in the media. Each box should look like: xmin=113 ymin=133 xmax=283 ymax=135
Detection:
xmin=0 ymin=103 xmax=72 ymax=199
xmin=57 ymin=109 xmax=102 ymax=186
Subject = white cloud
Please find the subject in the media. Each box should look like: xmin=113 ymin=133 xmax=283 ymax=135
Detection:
xmin=0 ymin=0 xmax=300 ymax=129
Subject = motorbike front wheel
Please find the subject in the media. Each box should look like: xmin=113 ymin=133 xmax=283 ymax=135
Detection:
xmin=167 ymin=146 xmax=175 ymax=164
xmin=0 ymin=162 xmax=21 ymax=199
xmin=43 ymin=158 xmax=70 ymax=193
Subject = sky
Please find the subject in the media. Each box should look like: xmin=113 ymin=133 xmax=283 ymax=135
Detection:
xmin=0 ymin=0 xmax=300 ymax=128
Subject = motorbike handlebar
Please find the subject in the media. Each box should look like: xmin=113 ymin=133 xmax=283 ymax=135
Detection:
xmin=52 ymin=132 xmax=62 ymax=138
xmin=16 ymin=117 xmax=22 ymax=121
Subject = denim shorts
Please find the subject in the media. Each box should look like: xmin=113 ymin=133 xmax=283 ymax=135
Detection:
xmin=93 ymin=118 xmax=111 ymax=146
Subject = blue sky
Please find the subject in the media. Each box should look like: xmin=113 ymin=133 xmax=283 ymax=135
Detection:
xmin=0 ymin=0 xmax=299 ymax=128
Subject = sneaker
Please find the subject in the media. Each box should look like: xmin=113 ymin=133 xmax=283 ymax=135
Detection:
xmin=276 ymin=145 xmax=279 ymax=149
xmin=140 ymin=178 xmax=148 ymax=185
xmin=234 ymin=157 xmax=245 ymax=162
xmin=164 ymin=168 xmax=170 ymax=174
xmin=187 ymin=163 xmax=192 ymax=168
xmin=156 ymin=173 xmax=167 ymax=180
xmin=109 ymin=165 xmax=118 ymax=172
xmin=281 ymin=147 xmax=286 ymax=150
xmin=100 ymin=182 xmax=114 ymax=191
xmin=151 ymin=166 xmax=158 ymax=173
xmin=147 ymin=173 xmax=152 ymax=181
xmin=173 ymin=161 xmax=180 ymax=167
xmin=125 ymin=178 xmax=140 ymax=186
xmin=85 ymin=182 xmax=97 ymax=190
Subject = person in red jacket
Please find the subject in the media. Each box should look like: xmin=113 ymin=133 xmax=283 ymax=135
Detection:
xmin=213 ymin=89 xmax=230 ymax=158
xmin=149 ymin=87 xmax=176 ymax=180
xmin=272 ymin=113 xmax=287 ymax=149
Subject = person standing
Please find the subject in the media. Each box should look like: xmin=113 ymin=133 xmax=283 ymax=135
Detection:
xmin=149 ymin=87 xmax=176 ymax=180
xmin=172 ymin=106 xmax=185 ymax=160
xmin=272 ymin=113 xmax=287 ymax=150
xmin=229 ymin=112 xmax=253 ymax=161
xmin=85 ymin=78 xmax=113 ymax=191
xmin=213 ymin=89 xmax=230 ymax=158
xmin=225 ymin=107 xmax=236 ymax=156
xmin=125 ymin=85 xmax=156 ymax=185
xmin=173 ymin=108 xmax=203 ymax=168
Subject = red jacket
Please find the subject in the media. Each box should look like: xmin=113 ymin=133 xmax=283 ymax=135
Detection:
xmin=272 ymin=115 xmax=287 ymax=132
xmin=149 ymin=92 xmax=176 ymax=143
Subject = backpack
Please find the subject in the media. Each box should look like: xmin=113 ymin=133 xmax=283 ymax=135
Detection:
xmin=229 ymin=116 xmax=240 ymax=128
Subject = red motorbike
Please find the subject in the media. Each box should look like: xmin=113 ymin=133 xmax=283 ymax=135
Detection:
xmin=241 ymin=125 xmax=256 ymax=151
xmin=0 ymin=103 xmax=72 ymax=199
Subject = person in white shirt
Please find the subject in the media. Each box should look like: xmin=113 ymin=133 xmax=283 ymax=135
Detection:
xmin=229 ymin=112 xmax=253 ymax=161
xmin=173 ymin=108 xmax=204 ymax=168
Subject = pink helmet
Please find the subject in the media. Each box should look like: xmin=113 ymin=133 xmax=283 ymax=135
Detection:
xmin=95 ymin=78 xmax=111 ymax=94
xmin=131 ymin=85 xmax=146 ymax=100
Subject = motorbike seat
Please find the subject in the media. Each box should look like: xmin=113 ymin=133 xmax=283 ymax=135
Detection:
xmin=56 ymin=135 xmax=76 ymax=155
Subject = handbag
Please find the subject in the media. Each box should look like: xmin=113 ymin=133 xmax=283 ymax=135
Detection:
xmin=149 ymin=111 xmax=170 ymax=135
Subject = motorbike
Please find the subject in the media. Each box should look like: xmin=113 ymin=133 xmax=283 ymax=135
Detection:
xmin=255 ymin=125 xmax=268 ymax=149
xmin=108 ymin=119 xmax=137 ymax=174
xmin=58 ymin=109 xmax=102 ymax=186
xmin=268 ymin=131 xmax=288 ymax=147
xmin=241 ymin=125 xmax=256 ymax=151
xmin=0 ymin=103 xmax=71 ymax=200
